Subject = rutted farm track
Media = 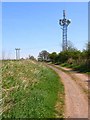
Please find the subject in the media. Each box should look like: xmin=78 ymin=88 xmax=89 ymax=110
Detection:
xmin=47 ymin=64 xmax=88 ymax=118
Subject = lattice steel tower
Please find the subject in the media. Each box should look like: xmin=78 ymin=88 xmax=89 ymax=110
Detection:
xmin=59 ymin=10 xmax=71 ymax=51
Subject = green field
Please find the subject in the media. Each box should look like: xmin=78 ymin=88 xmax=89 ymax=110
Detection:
xmin=1 ymin=60 xmax=64 ymax=118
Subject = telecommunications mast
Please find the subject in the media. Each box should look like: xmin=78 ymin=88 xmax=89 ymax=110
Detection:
xmin=59 ymin=10 xmax=71 ymax=51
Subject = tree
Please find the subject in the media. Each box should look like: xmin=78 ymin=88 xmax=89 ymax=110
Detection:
xmin=29 ymin=55 xmax=36 ymax=60
xmin=87 ymin=41 xmax=90 ymax=58
xmin=67 ymin=40 xmax=77 ymax=51
xmin=38 ymin=50 xmax=50 ymax=61
xmin=58 ymin=51 xmax=69 ymax=63
xmin=49 ymin=52 xmax=57 ymax=63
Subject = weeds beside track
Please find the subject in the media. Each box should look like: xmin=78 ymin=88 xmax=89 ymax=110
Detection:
xmin=2 ymin=60 xmax=64 ymax=118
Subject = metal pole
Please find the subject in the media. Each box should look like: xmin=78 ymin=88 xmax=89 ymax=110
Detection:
xmin=15 ymin=48 xmax=20 ymax=60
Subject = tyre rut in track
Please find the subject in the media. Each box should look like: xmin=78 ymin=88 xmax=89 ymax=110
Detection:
xmin=47 ymin=64 xmax=88 ymax=118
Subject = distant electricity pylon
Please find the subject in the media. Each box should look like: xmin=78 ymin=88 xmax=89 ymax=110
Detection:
xmin=59 ymin=10 xmax=71 ymax=51
xmin=15 ymin=48 xmax=20 ymax=60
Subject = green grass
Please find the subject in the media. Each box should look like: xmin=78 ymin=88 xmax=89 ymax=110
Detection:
xmin=61 ymin=62 xmax=90 ymax=73
xmin=2 ymin=60 xmax=64 ymax=118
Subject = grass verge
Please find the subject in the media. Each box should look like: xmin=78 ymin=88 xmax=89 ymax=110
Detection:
xmin=60 ymin=62 xmax=90 ymax=74
xmin=2 ymin=60 xmax=64 ymax=118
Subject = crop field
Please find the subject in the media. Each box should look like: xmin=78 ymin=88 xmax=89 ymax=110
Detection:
xmin=1 ymin=60 xmax=64 ymax=118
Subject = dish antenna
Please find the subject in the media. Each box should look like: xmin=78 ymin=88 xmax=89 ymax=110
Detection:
xmin=59 ymin=10 xmax=71 ymax=51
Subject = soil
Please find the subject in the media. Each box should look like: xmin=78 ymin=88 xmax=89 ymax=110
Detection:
xmin=56 ymin=65 xmax=88 ymax=93
xmin=47 ymin=64 xmax=88 ymax=118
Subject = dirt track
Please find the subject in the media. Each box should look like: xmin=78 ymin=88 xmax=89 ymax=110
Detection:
xmin=59 ymin=66 xmax=88 ymax=92
xmin=48 ymin=64 xmax=88 ymax=118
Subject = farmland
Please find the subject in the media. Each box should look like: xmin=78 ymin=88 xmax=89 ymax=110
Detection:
xmin=1 ymin=60 xmax=64 ymax=118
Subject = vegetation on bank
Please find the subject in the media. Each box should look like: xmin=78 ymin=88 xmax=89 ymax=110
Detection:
xmin=38 ymin=42 xmax=90 ymax=73
xmin=2 ymin=60 xmax=64 ymax=118
xmin=49 ymin=49 xmax=89 ymax=73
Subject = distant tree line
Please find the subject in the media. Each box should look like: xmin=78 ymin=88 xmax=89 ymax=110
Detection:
xmin=38 ymin=42 xmax=90 ymax=73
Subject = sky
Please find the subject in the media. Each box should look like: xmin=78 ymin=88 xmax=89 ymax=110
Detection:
xmin=1 ymin=0 xmax=89 ymax=2
xmin=2 ymin=2 xmax=88 ymax=59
